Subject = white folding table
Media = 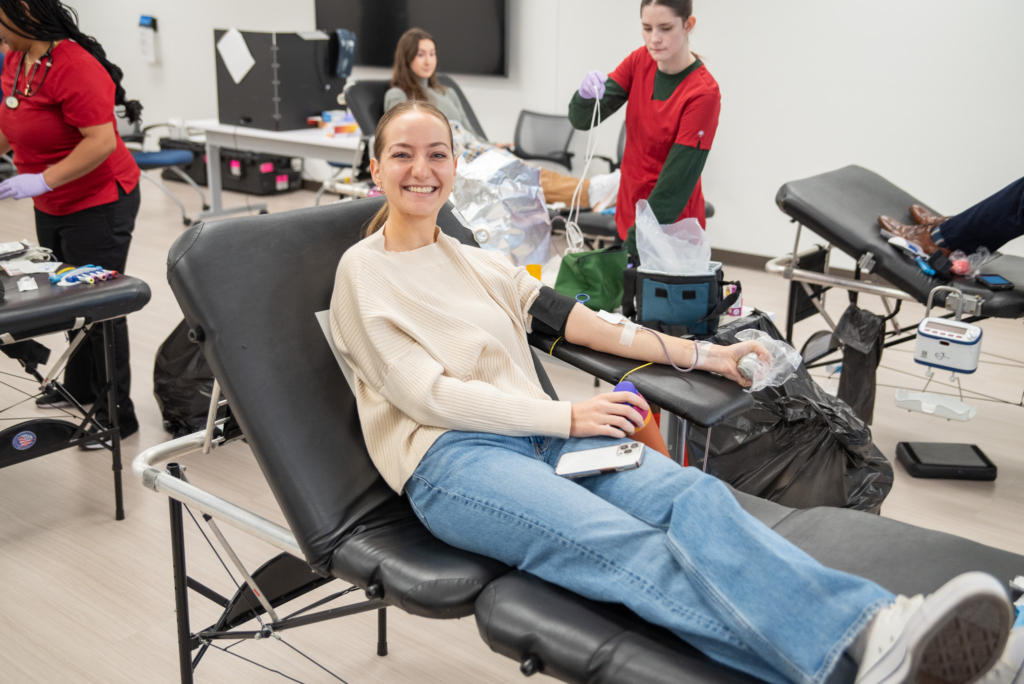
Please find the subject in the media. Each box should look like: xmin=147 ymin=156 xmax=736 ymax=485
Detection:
xmin=186 ymin=119 xmax=362 ymax=221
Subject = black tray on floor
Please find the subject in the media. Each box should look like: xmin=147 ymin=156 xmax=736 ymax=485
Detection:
xmin=896 ymin=442 xmax=997 ymax=481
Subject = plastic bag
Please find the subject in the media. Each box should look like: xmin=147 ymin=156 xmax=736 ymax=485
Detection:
xmin=153 ymin=320 xmax=219 ymax=438
xmin=451 ymin=150 xmax=552 ymax=267
xmin=949 ymin=247 xmax=993 ymax=278
xmin=687 ymin=314 xmax=893 ymax=513
xmin=635 ymin=199 xmax=711 ymax=274
xmin=734 ymin=329 xmax=802 ymax=392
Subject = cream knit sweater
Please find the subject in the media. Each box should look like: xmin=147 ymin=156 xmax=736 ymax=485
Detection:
xmin=330 ymin=230 xmax=573 ymax=493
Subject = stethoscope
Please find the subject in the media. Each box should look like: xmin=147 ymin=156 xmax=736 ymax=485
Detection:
xmin=5 ymin=42 xmax=55 ymax=110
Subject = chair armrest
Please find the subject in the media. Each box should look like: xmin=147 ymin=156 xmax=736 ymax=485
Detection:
xmin=529 ymin=332 xmax=753 ymax=428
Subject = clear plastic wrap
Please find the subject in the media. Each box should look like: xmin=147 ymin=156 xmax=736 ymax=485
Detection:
xmin=949 ymin=247 xmax=993 ymax=278
xmin=634 ymin=199 xmax=711 ymax=274
xmin=734 ymin=329 xmax=802 ymax=392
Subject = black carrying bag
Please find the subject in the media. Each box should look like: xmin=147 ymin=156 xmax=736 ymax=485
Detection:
xmin=686 ymin=314 xmax=893 ymax=514
xmin=153 ymin=320 xmax=219 ymax=438
xmin=622 ymin=256 xmax=740 ymax=336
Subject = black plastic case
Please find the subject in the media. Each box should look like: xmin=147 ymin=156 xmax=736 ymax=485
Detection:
xmin=159 ymin=138 xmax=303 ymax=196
xmin=896 ymin=442 xmax=997 ymax=481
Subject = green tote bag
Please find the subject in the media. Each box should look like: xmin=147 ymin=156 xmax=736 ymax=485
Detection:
xmin=553 ymin=246 xmax=629 ymax=312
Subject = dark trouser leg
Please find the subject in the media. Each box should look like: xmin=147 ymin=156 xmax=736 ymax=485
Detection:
xmin=934 ymin=176 xmax=1024 ymax=253
xmin=33 ymin=185 xmax=140 ymax=433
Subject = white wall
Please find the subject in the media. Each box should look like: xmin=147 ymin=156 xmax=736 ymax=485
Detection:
xmin=76 ymin=0 xmax=1024 ymax=258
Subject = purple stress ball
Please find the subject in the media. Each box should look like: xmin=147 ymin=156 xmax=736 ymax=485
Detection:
xmin=613 ymin=380 xmax=650 ymax=423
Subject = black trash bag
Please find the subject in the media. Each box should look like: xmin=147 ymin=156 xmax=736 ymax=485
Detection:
xmin=686 ymin=314 xmax=893 ymax=514
xmin=153 ymin=320 xmax=217 ymax=438
xmin=832 ymin=305 xmax=885 ymax=425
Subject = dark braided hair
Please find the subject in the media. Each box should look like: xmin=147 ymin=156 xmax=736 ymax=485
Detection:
xmin=0 ymin=0 xmax=143 ymax=124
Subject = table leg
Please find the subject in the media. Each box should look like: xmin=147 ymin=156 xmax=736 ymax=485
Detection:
xmin=103 ymin=319 xmax=125 ymax=521
xmin=206 ymin=141 xmax=222 ymax=214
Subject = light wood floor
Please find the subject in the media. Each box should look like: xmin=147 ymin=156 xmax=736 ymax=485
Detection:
xmin=0 ymin=184 xmax=1021 ymax=683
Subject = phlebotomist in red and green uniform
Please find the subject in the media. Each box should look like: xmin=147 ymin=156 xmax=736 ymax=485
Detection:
xmin=569 ymin=0 xmax=720 ymax=259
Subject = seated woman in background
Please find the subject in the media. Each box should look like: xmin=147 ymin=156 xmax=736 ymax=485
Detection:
xmin=384 ymin=27 xmax=619 ymax=211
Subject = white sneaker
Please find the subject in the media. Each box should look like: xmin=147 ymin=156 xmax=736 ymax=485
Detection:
xmin=587 ymin=169 xmax=620 ymax=213
xmin=855 ymin=573 xmax=1013 ymax=684
xmin=977 ymin=628 xmax=1024 ymax=684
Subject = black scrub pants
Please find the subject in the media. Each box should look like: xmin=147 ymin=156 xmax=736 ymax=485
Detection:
xmin=34 ymin=184 xmax=140 ymax=436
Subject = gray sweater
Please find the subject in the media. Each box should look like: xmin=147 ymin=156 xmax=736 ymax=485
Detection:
xmin=384 ymin=78 xmax=485 ymax=140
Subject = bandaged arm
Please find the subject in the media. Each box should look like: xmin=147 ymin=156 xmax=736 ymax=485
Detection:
xmin=564 ymin=302 xmax=702 ymax=370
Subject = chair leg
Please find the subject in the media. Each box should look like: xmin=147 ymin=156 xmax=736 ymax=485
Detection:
xmin=166 ymin=165 xmax=210 ymax=211
xmin=377 ymin=607 xmax=388 ymax=656
xmin=168 ymin=463 xmax=196 ymax=684
xmin=140 ymin=171 xmax=192 ymax=226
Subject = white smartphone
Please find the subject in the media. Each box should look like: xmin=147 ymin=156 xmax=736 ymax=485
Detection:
xmin=554 ymin=442 xmax=645 ymax=479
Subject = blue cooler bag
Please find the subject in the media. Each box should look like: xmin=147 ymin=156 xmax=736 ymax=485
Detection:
xmin=622 ymin=261 xmax=741 ymax=336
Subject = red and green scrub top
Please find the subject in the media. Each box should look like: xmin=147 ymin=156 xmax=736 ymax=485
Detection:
xmin=569 ymin=46 xmax=721 ymax=244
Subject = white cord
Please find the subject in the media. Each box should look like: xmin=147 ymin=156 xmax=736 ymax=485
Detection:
xmin=561 ymin=98 xmax=603 ymax=255
xmin=21 ymin=245 xmax=55 ymax=262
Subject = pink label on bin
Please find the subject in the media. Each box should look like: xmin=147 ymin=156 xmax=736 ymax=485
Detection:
xmin=259 ymin=162 xmax=274 ymax=173
xmin=275 ymin=174 xmax=289 ymax=191
xmin=229 ymin=159 xmax=241 ymax=177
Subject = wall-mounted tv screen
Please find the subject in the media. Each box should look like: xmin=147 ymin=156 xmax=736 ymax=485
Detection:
xmin=315 ymin=0 xmax=508 ymax=77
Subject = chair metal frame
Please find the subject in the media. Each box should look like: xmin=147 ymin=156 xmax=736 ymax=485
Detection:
xmin=765 ymin=221 xmax=987 ymax=367
xmin=134 ymin=388 xmax=388 ymax=684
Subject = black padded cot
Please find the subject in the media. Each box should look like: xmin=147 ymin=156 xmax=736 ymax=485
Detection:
xmin=135 ymin=196 xmax=1023 ymax=683
xmin=772 ymin=165 xmax=1024 ymax=323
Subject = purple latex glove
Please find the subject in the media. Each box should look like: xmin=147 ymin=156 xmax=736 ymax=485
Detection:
xmin=578 ymin=71 xmax=607 ymax=100
xmin=0 ymin=173 xmax=52 ymax=201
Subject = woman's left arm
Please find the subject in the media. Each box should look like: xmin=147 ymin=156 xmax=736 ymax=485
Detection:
xmin=41 ymin=123 xmax=117 ymax=189
xmin=563 ymin=303 xmax=768 ymax=387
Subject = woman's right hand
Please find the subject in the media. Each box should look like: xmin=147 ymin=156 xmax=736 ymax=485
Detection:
xmin=578 ymin=71 xmax=607 ymax=100
xmin=570 ymin=391 xmax=648 ymax=438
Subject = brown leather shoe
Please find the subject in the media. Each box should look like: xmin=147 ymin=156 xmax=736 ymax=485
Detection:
xmin=878 ymin=215 xmax=946 ymax=255
xmin=909 ymin=204 xmax=948 ymax=227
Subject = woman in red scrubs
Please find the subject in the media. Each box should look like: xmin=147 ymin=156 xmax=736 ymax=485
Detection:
xmin=0 ymin=0 xmax=142 ymax=446
xmin=570 ymin=0 xmax=720 ymax=258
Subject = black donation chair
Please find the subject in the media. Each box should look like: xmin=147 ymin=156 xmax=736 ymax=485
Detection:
xmin=135 ymin=197 xmax=1023 ymax=683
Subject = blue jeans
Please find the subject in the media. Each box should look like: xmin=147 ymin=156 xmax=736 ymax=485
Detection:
xmin=934 ymin=176 xmax=1024 ymax=254
xmin=406 ymin=431 xmax=894 ymax=684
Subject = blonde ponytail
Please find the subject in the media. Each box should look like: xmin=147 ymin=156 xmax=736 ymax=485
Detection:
xmin=365 ymin=201 xmax=389 ymax=237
